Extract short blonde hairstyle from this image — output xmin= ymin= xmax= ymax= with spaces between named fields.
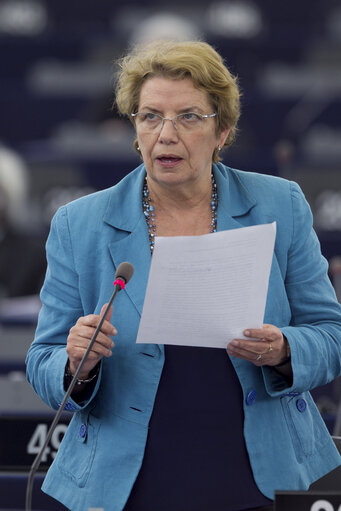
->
xmin=115 ymin=40 xmax=241 ymax=162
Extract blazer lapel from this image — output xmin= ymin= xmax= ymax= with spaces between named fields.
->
xmin=103 ymin=164 xmax=151 ymax=316
xmin=213 ymin=163 xmax=257 ymax=231
xmin=108 ymin=218 xmax=151 ymax=316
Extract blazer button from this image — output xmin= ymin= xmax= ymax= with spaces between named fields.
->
xmin=79 ymin=424 xmax=87 ymax=438
xmin=62 ymin=401 xmax=76 ymax=412
xmin=296 ymin=398 xmax=307 ymax=412
xmin=246 ymin=390 xmax=257 ymax=405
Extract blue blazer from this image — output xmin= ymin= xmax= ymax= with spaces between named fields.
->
xmin=26 ymin=163 xmax=341 ymax=511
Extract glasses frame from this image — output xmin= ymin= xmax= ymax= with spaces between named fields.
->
xmin=130 ymin=111 xmax=217 ymax=132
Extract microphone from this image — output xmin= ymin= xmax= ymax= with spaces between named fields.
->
xmin=25 ymin=262 xmax=134 ymax=511
xmin=114 ymin=261 xmax=134 ymax=289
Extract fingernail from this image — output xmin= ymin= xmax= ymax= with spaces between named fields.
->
xmin=244 ymin=330 xmax=250 ymax=336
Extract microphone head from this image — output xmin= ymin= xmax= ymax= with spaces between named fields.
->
xmin=115 ymin=262 xmax=134 ymax=284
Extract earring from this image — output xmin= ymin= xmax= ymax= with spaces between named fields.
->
xmin=137 ymin=145 xmax=141 ymax=151
xmin=217 ymin=145 xmax=221 ymax=152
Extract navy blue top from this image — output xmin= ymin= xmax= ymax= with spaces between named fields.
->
xmin=124 ymin=346 xmax=272 ymax=511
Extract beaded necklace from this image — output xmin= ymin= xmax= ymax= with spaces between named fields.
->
xmin=142 ymin=174 xmax=218 ymax=253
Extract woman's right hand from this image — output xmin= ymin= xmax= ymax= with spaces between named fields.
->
xmin=66 ymin=303 xmax=117 ymax=379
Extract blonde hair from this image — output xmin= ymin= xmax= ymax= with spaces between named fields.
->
xmin=115 ymin=40 xmax=241 ymax=162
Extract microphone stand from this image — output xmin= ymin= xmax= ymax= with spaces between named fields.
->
xmin=25 ymin=282 xmax=124 ymax=511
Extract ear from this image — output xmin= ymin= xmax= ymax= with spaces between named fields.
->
xmin=218 ymin=127 xmax=231 ymax=148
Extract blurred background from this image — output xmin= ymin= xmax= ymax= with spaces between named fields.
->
xmin=0 ymin=0 xmax=340 ymax=508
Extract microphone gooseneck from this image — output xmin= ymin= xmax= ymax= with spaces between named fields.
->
xmin=25 ymin=262 xmax=134 ymax=511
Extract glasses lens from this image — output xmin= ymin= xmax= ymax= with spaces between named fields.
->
xmin=177 ymin=113 xmax=203 ymax=129
xmin=136 ymin=113 xmax=162 ymax=132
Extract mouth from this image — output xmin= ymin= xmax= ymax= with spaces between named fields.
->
xmin=156 ymin=155 xmax=183 ymax=165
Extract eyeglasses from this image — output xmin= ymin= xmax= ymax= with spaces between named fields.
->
xmin=130 ymin=111 xmax=217 ymax=133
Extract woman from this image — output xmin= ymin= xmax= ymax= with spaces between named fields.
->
xmin=26 ymin=40 xmax=341 ymax=511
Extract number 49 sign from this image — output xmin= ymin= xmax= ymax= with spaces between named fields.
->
xmin=27 ymin=423 xmax=68 ymax=463
xmin=0 ymin=416 xmax=70 ymax=471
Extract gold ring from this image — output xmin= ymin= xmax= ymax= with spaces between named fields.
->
xmin=268 ymin=343 xmax=273 ymax=353
xmin=256 ymin=354 xmax=262 ymax=361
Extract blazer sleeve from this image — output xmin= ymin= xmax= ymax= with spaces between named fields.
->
xmin=26 ymin=206 xmax=101 ymax=411
xmin=263 ymin=180 xmax=341 ymax=396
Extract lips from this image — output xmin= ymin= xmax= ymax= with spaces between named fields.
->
xmin=156 ymin=155 xmax=183 ymax=163
xmin=159 ymin=157 xmax=181 ymax=163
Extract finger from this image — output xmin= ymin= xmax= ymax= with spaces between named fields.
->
xmin=68 ymin=345 xmax=103 ymax=362
xmin=230 ymin=338 xmax=275 ymax=352
xmin=243 ymin=327 xmax=281 ymax=341
xmin=230 ymin=344 xmax=273 ymax=359
xmin=100 ymin=303 xmax=113 ymax=322
xmin=227 ymin=345 xmax=263 ymax=365
xmin=88 ymin=339 xmax=113 ymax=357
xmin=69 ymin=327 xmax=115 ymax=352
xmin=228 ymin=341 xmax=266 ymax=357
xmin=227 ymin=344 xmax=277 ymax=366
xmin=76 ymin=314 xmax=116 ymax=336
xmin=70 ymin=323 xmax=115 ymax=343
xmin=99 ymin=304 xmax=116 ymax=335
xmin=68 ymin=336 xmax=113 ymax=359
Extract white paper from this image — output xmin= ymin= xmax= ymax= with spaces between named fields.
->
xmin=136 ymin=222 xmax=276 ymax=349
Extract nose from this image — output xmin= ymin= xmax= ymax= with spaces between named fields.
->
xmin=158 ymin=118 xmax=179 ymax=144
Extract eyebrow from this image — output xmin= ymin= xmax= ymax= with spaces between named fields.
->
xmin=138 ymin=105 xmax=206 ymax=114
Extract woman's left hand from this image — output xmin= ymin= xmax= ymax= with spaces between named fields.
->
xmin=227 ymin=324 xmax=288 ymax=366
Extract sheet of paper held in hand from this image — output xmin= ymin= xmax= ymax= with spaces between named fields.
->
xmin=136 ymin=222 xmax=276 ymax=349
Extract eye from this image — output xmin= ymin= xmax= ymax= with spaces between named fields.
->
xmin=179 ymin=112 xmax=201 ymax=122
xmin=140 ymin=112 xmax=159 ymax=122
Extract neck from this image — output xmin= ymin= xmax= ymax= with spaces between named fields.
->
xmin=146 ymin=175 xmax=213 ymax=213
xmin=142 ymin=174 xmax=218 ymax=252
